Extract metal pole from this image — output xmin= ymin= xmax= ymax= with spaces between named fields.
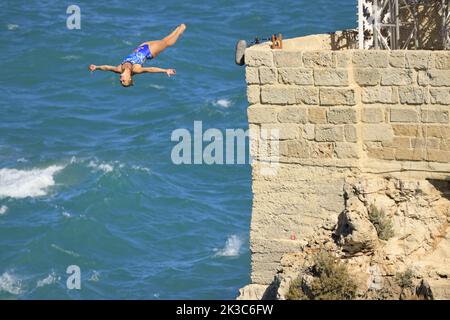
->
xmin=414 ymin=0 xmax=419 ymax=49
xmin=395 ymin=0 xmax=400 ymax=49
xmin=374 ymin=0 xmax=379 ymax=49
xmin=358 ymin=0 xmax=364 ymax=49
xmin=443 ymin=0 xmax=449 ymax=49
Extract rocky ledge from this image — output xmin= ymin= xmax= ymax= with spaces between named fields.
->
xmin=238 ymin=176 xmax=450 ymax=300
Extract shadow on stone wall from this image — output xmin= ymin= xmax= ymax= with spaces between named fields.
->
xmin=429 ymin=178 xmax=450 ymax=200
xmin=329 ymin=30 xmax=358 ymax=50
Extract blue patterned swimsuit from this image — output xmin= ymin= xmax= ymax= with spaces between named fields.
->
xmin=122 ymin=44 xmax=153 ymax=66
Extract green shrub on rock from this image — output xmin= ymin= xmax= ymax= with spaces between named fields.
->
xmin=287 ymin=250 xmax=357 ymax=300
xmin=368 ymin=205 xmax=394 ymax=240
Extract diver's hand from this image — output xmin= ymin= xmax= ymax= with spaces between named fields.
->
xmin=89 ymin=64 xmax=97 ymax=72
xmin=166 ymin=69 xmax=176 ymax=77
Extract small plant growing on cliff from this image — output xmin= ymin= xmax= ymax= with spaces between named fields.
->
xmin=395 ymin=269 xmax=414 ymax=289
xmin=285 ymin=278 xmax=308 ymax=300
xmin=287 ymin=250 xmax=357 ymax=300
xmin=395 ymin=268 xmax=415 ymax=300
xmin=368 ymin=205 xmax=394 ymax=241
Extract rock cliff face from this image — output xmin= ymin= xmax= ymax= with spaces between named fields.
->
xmin=239 ymin=33 xmax=450 ymax=300
xmin=239 ymin=176 xmax=450 ymax=300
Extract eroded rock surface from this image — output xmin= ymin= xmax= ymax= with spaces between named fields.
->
xmin=238 ymin=176 xmax=450 ymax=300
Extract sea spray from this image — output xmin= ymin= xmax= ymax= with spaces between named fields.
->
xmin=0 ymin=165 xmax=64 ymax=199
xmin=216 ymin=235 xmax=243 ymax=257
xmin=0 ymin=272 xmax=22 ymax=295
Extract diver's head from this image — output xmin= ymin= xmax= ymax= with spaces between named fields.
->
xmin=120 ymin=69 xmax=133 ymax=87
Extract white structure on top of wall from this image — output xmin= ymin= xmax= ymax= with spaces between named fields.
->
xmin=358 ymin=0 xmax=450 ymax=50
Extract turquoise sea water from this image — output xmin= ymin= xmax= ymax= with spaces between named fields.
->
xmin=0 ymin=0 xmax=356 ymax=299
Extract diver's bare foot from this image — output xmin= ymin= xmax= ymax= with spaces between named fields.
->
xmin=179 ymin=24 xmax=187 ymax=33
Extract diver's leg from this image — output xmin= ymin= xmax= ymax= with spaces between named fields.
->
xmin=162 ymin=24 xmax=186 ymax=46
xmin=143 ymin=24 xmax=186 ymax=58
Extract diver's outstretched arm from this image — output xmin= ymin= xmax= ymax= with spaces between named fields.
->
xmin=89 ymin=64 xmax=121 ymax=73
xmin=139 ymin=67 xmax=176 ymax=77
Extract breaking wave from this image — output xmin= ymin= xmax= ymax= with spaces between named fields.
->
xmin=0 ymin=165 xmax=64 ymax=199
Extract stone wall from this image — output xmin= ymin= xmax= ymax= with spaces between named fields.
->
xmin=245 ymin=37 xmax=450 ymax=286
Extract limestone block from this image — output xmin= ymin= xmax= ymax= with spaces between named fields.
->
xmin=261 ymin=86 xmax=319 ymax=105
xmin=392 ymin=124 xmax=421 ymax=136
xmin=344 ymin=125 xmax=358 ymax=142
xmin=353 ymin=51 xmax=389 ymax=68
xmin=260 ymin=123 xmax=299 ymax=140
xmin=245 ymin=48 xmax=274 ymax=67
xmin=390 ymin=106 xmax=420 ymax=123
xmin=433 ymin=51 xmax=450 ymax=69
xmin=278 ymin=68 xmax=313 ymax=85
xmin=261 ymin=86 xmax=295 ymax=105
xmin=354 ymin=68 xmax=381 ymax=86
xmin=363 ymin=124 xmax=394 ymax=142
xmin=381 ymin=69 xmax=415 ymax=86
xmin=314 ymin=69 xmax=349 ymax=86
xmin=411 ymin=137 xmax=440 ymax=149
xmin=273 ymin=51 xmax=303 ymax=67
xmin=280 ymin=140 xmax=310 ymax=158
xmin=389 ymin=51 xmax=406 ymax=68
xmin=304 ymin=124 xmax=315 ymax=140
xmin=303 ymin=51 xmax=335 ymax=68
xmin=327 ymin=107 xmax=357 ymax=124
xmin=259 ymin=67 xmax=277 ymax=84
xmin=395 ymin=148 xmax=424 ymax=161
xmin=278 ymin=106 xmax=308 ymax=123
xmin=308 ymin=107 xmax=327 ymax=124
xmin=296 ymin=87 xmax=320 ymax=105
xmin=383 ymin=137 xmax=411 ymax=148
xmin=420 ymin=70 xmax=450 ymax=86
xmin=315 ymin=125 xmax=344 ymax=142
xmin=367 ymin=147 xmax=395 ymax=160
xmin=362 ymin=87 xmax=398 ymax=104
xmin=362 ymin=107 xmax=385 ymax=123
xmin=426 ymin=149 xmax=450 ymax=162
xmin=248 ymin=105 xmax=279 ymax=124
xmin=320 ymin=88 xmax=356 ymax=106
xmin=335 ymin=51 xmax=351 ymax=68
xmin=430 ymin=89 xmax=450 ymax=104
xmin=405 ymin=51 xmax=431 ymax=70
xmin=421 ymin=108 xmax=449 ymax=123
xmin=334 ymin=142 xmax=360 ymax=159
xmin=310 ymin=142 xmax=334 ymax=158
xmin=246 ymin=67 xmax=259 ymax=84
xmin=398 ymin=86 xmax=428 ymax=105
xmin=423 ymin=125 xmax=450 ymax=138
xmin=247 ymin=85 xmax=260 ymax=105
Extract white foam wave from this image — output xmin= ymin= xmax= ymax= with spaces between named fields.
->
xmin=0 ymin=272 xmax=22 ymax=295
xmin=0 ymin=206 xmax=8 ymax=215
xmin=88 ymin=161 xmax=114 ymax=173
xmin=62 ymin=211 xmax=71 ymax=218
xmin=61 ymin=55 xmax=80 ymax=61
xmin=89 ymin=271 xmax=100 ymax=282
xmin=148 ymin=84 xmax=164 ymax=90
xmin=98 ymin=164 xmax=114 ymax=173
xmin=131 ymin=165 xmax=151 ymax=173
xmin=213 ymin=99 xmax=232 ymax=108
xmin=6 ymin=24 xmax=19 ymax=31
xmin=17 ymin=158 xmax=28 ymax=163
xmin=0 ymin=165 xmax=64 ymax=199
xmin=215 ymin=235 xmax=243 ymax=257
xmin=36 ymin=272 xmax=59 ymax=288
xmin=51 ymin=244 xmax=80 ymax=258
